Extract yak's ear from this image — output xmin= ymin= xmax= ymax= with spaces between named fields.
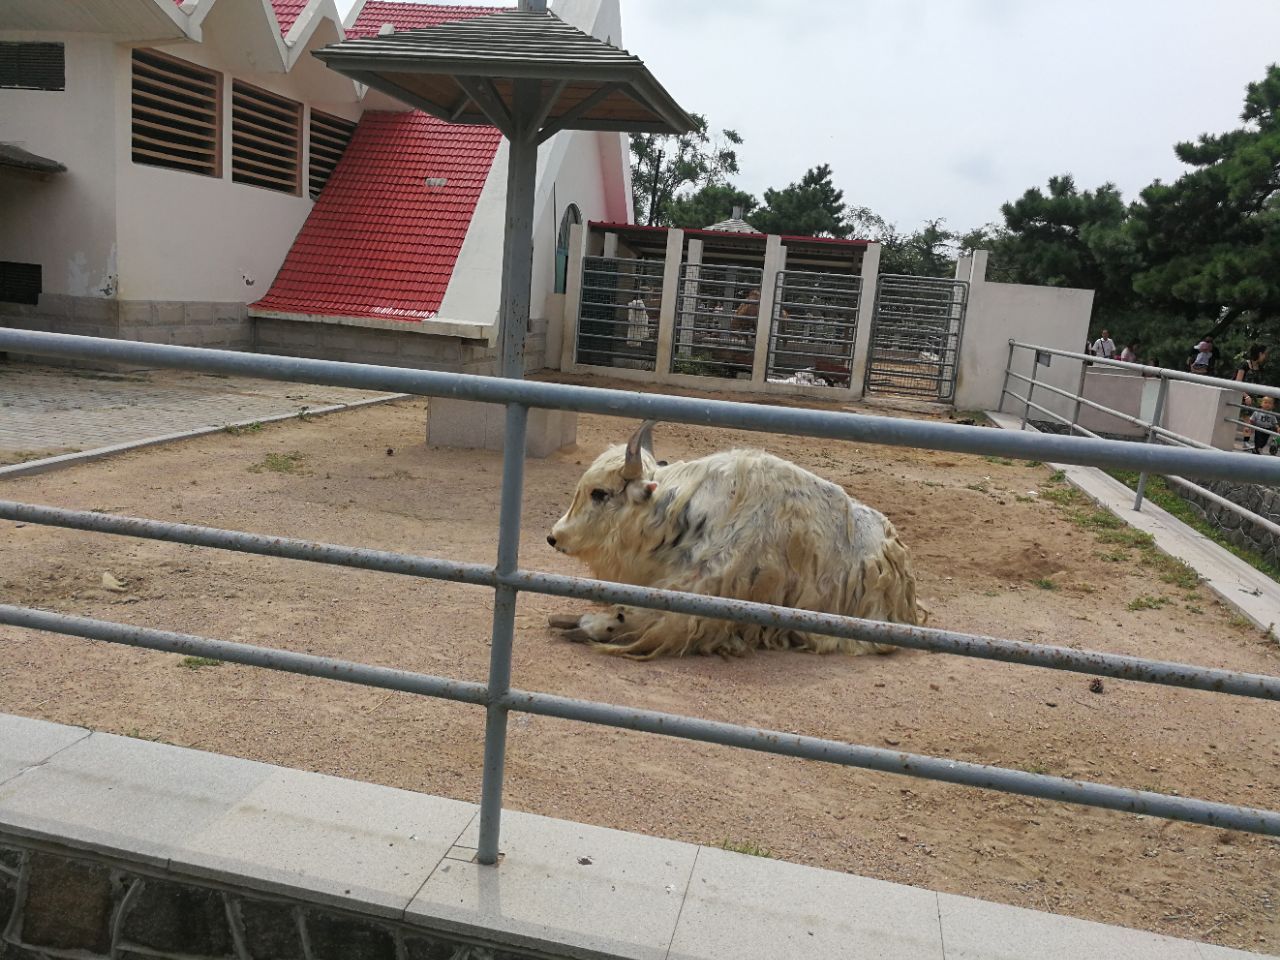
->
xmin=621 ymin=420 xmax=658 ymax=480
xmin=626 ymin=480 xmax=658 ymax=504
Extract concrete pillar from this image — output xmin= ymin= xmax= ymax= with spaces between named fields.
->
xmin=557 ymin=221 xmax=586 ymax=371
xmin=653 ymin=228 xmax=684 ymax=376
xmin=847 ymin=241 xmax=882 ymax=400
xmin=750 ymin=235 xmax=786 ymax=385
xmin=602 ymin=231 xmax=619 ymax=259
xmin=674 ymin=238 xmax=702 ymax=368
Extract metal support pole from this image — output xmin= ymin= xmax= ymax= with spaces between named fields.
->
xmin=496 ymin=91 xmax=540 ymax=380
xmin=1020 ymin=352 xmax=1039 ymax=430
xmin=1134 ymin=375 xmax=1170 ymax=511
xmin=477 ymin=402 xmax=530 ymax=864
xmin=997 ymin=340 xmax=1015 ymax=414
xmin=1070 ymin=356 xmax=1088 ymax=437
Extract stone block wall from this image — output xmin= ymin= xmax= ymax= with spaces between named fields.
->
xmin=0 ymin=840 xmax=556 ymax=960
xmin=1175 ymin=477 xmax=1280 ymax=568
xmin=1 ymin=296 xmax=251 ymax=368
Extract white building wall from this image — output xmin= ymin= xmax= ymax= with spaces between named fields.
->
xmin=955 ymin=255 xmax=1094 ymax=417
xmin=113 ymin=28 xmax=361 ymax=303
xmin=0 ymin=33 xmax=120 ymax=298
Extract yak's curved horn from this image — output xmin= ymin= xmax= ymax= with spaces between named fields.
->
xmin=621 ymin=420 xmax=658 ymax=480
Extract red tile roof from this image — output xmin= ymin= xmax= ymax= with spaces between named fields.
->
xmin=269 ymin=0 xmax=308 ymax=35
xmin=171 ymin=0 xmax=311 ymax=37
xmin=251 ymin=111 xmax=502 ymax=323
xmin=346 ymin=2 xmax=503 ymax=38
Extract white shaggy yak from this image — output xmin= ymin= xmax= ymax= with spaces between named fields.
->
xmin=546 ymin=421 xmax=922 ymax=659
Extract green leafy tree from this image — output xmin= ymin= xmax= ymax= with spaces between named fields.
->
xmin=750 ymin=164 xmax=851 ymax=238
xmin=630 ymin=114 xmax=743 ymax=226
xmin=993 ymin=175 xmax=1139 ymax=318
xmin=1131 ymin=64 xmax=1280 ymax=345
xmin=666 ymin=184 xmax=758 ymax=230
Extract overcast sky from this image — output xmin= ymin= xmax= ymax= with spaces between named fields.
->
xmin=333 ymin=0 xmax=1280 ymax=234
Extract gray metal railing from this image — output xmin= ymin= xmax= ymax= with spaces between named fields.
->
xmin=1000 ymin=342 xmax=1279 ymax=530
xmin=4 ymin=330 xmax=1280 ymax=872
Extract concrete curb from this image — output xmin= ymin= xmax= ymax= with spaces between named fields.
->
xmin=0 ymin=393 xmax=408 ymax=481
xmin=987 ymin=410 xmax=1280 ymax=634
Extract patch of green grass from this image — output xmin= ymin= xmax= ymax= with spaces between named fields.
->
xmin=180 ymin=656 xmax=223 ymax=669
xmin=249 ymin=451 xmax=307 ymax=474
xmin=965 ymin=481 xmax=989 ymax=493
xmin=1108 ymin=472 xmax=1280 ymax=584
xmin=1127 ymin=595 xmax=1170 ymax=612
xmin=1040 ymin=486 xmax=1078 ymax=506
xmin=1227 ymin=613 xmax=1254 ymax=630
xmin=1048 ymin=469 xmax=1067 ymax=483
xmin=223 ymin=421 xmax=264 ymax=436
xmin=1186 ymin=603 xmax=1204 ymax=615
xmin=718 ymin=839 xmax=775 ymax=859
xmin=1033 ymin=577 xmax=1057 ymax=590
xmin=983 ymin=456 xmax=1016 ymax=466
xmin=1019 ymin=762 xmax=1050 ymax=775
xmin=1026 ymin=460 xmax=1043 ymax=468
xmin=1097 ymin=550 xmax=1131 ymax=563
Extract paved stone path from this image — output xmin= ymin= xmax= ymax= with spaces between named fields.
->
xmin=0 ymin=364 xmax=396 ymax=465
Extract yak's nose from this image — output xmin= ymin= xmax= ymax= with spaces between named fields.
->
xmin=546 ymin=535 xmax=557 ymax=547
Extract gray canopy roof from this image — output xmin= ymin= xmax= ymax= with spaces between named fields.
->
xmin=313 ymin=8 xmax=694 ymax=141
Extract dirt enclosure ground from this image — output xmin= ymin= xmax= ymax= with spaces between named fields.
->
xmin=1 ymin=377 xmax=1277 ymax=951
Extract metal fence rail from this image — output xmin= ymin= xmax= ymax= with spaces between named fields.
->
xmin=574 ymin=256 xmax=664 ymax=371
xmin=766 ymin=270 xmax=861 ymax=388
xmin=671 ymin=262 xmax=763 ymax=379
xmin=3 ymin=329 xmax=1280 ymax=869
xmin=999 ymin=342 xmax=1279 ymax=528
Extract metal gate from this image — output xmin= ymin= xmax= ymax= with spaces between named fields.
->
xmin=766 ymin=270 xmax=861 ymax=388
xmin=864 ymin=274 xmax=967 ymax=402
xmin=670 ymin=262 xmax=763 ymax=380
xmin=574 ymin=256 xmax=665 ymax=371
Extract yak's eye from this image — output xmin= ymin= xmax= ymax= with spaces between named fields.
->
xmin=590 ymin=488 xmax=611 ymax=503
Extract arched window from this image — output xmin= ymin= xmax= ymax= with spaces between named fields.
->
xmin=554 ymin=203 xmax=581 ymax=294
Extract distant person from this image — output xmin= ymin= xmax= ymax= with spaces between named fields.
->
xmin=1236 ymin=343 xmax=1270 ymax=429
xmin=1189 ymin=339 xmax=1215 ymax=374
xmin=1248 ymin=395 xmax=1278 ymax=455
xmin=1120 ymin=342 xmax=1139 ymax=363
xmin=1236 ymin=343 xmax=1269 ymax=394
xmin=1091 ymin=329 xmax=1116 ymax=360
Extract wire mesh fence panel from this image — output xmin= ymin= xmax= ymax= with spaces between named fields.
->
xmin=864 ymin=275 xmax=968 ymax=401
xmin=766 ymin=270 xmax=862 ymax=388
xmin=670 ymin=262 xmax=764 ymax=380
xmin=574 ymin=257 xmax=666 ymax=371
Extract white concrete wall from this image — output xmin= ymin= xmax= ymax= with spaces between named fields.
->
xmin=1078 ymin=369 xmax=1147 ymax=437
xmin=1165 ymin=381 xmax=1239 ymax=451
xmin=113 ymin=32 xmax=362 ymax=303
xmin=956 ymin=257 xmax=1094 ymax=417
xmin=0 ymin=33 xmax=120 ymax=298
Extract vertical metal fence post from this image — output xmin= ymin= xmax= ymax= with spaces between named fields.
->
xmin=1070 ymin=356 xmax=1088 ymax=437
xmin=998 ymin=340 xmax=1015 ymax=414
xmin=1020 ymin=350 xmax=1039 ymax=430
xmin=476 ymin=73 xmax=540 ymax=866
xmin=1134 ymin=375 xmax=1169 ymax=512
xmin=477 ymin=401 xmax=529 ymax=865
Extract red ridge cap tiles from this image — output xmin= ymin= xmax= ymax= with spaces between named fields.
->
xmin=251 ymin=111 xmax=502 ymax=323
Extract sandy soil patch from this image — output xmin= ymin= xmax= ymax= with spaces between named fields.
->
xmin=1 ymin=380 xmax=1277 ymax=951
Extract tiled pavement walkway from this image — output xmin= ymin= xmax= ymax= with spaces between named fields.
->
xmin=0 ymin=363 xmax=396 ymax=464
